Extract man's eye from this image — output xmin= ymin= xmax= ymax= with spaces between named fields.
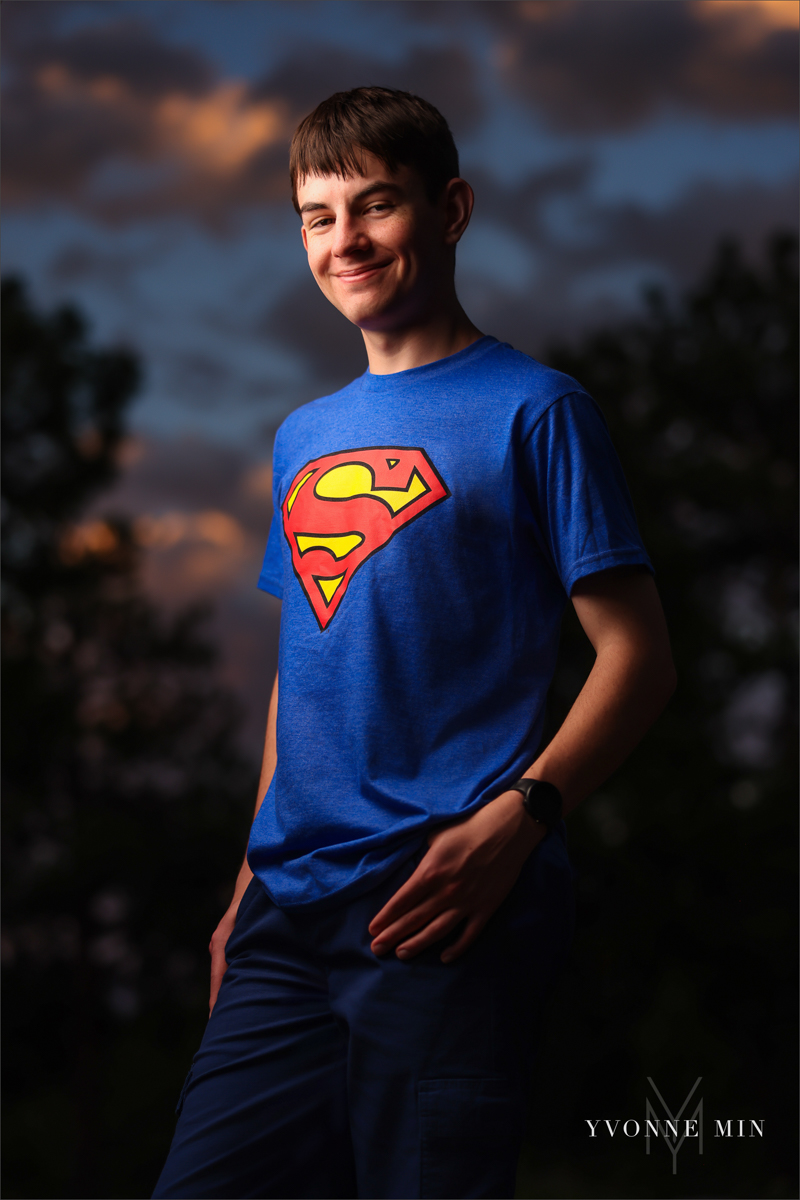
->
xmin=367 ymin=203 xmax=391 ymax=214
xmin=310 ymin=217 xmax=333 ymax=229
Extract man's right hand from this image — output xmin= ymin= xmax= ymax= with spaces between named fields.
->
xmin=208 ymin=903 xmax=239 ymax=1015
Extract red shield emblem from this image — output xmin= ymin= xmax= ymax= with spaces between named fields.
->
xmin=282 ymin=446 xmax=450 ymax=629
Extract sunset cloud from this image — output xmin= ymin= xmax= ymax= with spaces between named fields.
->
xmin=155 ymin=83 xmax=285 ymax=175
xmin=134 ymin=510 xmax=247 ymax=553
xmin=31 ymin=59 xmax=287 ymax=177
xmin=3 ymin=19 xmax=290 ymax=224
xmin=694 ymin=1 xmax=799 ymax=43
xmin=484 ymin=0 xmax=798 ymax=132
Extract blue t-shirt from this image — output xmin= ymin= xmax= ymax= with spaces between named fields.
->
xmin=251 ymin=336 xmax=651 ymax=909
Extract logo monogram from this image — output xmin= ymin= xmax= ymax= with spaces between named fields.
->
xmin=282 ymin=446 xmax=450 ymax=629
xmin=645 ymin=1076 xmax=703 ymax=1174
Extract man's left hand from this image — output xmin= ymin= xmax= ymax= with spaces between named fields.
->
xmin=368 ymin=789 xmax=546 ymax=963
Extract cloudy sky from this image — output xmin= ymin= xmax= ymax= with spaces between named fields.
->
xmin=3 ymin=0 xmax=797 ymax=748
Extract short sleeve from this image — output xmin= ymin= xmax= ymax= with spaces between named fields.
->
xmin=522 ymin=391 xmax=653 ymax=595
xmin=257 ymin=508 xmax=284 ymax=598
xmin=257 ymin=428 xmax=288 ymax=599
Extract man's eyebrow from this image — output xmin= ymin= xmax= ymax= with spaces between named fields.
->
xmin=299 ymin=180 xmax=402 ymax=216
xmin=352 ymin=180 xmax=402 ymax=202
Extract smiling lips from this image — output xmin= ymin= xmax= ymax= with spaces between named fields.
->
xmin=335 ymin=261 xmax=392 ymax=282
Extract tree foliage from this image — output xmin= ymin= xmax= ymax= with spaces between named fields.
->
xmin=519 ymin=234 xmax=798 ymax=1199
xmin=2 ymin=279 xmax=257 ymax=1200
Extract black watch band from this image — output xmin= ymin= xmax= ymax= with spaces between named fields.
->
xmin=510 ymin=778 xmax=563 ymax=832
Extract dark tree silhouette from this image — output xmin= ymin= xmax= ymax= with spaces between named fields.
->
xmin=2 ymin=279 xmax=257 ymax=1199
xmin=518 ymin=235 xmax=798 ymax=1200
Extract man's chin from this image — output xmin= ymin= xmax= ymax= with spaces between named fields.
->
xmin=329 ymin=282 xmax=410 ymax=328
xmin=335 ymin=300 xmax=400 ymax=331
xmin=327 ymin=286 xmax=423 ymax=334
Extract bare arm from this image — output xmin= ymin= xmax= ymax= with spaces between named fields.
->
xmin=532 ymin=567 xmax=677 ymax=814
xmin=208 ymin=670 xmax=279 ymax=1013
xmin=368 ymin=569 xmax=676 ymax=963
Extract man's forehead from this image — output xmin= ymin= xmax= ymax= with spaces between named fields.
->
xmin=296 ymin=161 xmax=414 ymax=209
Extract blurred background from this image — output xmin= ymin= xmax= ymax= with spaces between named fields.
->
xmin=2 ymin=2 xmax=797 ymax=1197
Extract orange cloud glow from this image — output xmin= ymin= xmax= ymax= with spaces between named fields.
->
xmin=130 ymin=510 xmax=255 ymax=600
xmin=155 ymin=84 xmax=286 ymax=174
xmin=34 ymin=62 xmax=286 ymax=178
xmin=59 ymin=520 xmax=119 ymax=564
xmin=134 ymin=510 xmax=246 ymax=551
xmin=694 ymin=0 xmax=799 ymax=46
xmin=520 ymin=0 xmax=800 ymax=33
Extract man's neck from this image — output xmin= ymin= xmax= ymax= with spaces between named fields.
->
xmin=360 ymin=304 xmax=484 ymax=375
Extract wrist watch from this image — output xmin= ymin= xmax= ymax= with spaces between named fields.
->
xmin=510 ymin=778 xmax=563 ymax=833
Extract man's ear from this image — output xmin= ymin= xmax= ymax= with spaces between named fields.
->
xmin=442 ymin=178 xmax=474 ymax=247
xmin=301 ymin=225 xmax=309 ymax=252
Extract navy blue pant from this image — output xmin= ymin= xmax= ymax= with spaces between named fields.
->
xmin=153 ymin=831 xmax=574 ymax=1199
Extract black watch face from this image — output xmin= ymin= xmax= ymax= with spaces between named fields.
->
xmin=524 ymin=780 xmax=562 ymax=824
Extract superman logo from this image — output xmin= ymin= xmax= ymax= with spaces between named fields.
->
xmin=282 ymin=446 xmax=450 ymax=629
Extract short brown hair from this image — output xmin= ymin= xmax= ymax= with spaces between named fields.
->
xmin=289 ymin=87 xmax=459 ymax=214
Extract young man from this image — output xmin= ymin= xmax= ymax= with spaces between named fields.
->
xmin=153 ymin=88 xmax=676 ymax=1200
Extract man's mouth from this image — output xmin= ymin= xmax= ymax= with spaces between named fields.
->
xmin=334 ymin=261 xmax=392 ymax=283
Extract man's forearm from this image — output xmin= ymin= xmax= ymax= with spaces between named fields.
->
xmin=527 ymin=571 xmax=676 ymax=816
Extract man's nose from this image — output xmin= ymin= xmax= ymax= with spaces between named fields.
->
xmin=332 ymin=214 xmax=369 ymax=258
